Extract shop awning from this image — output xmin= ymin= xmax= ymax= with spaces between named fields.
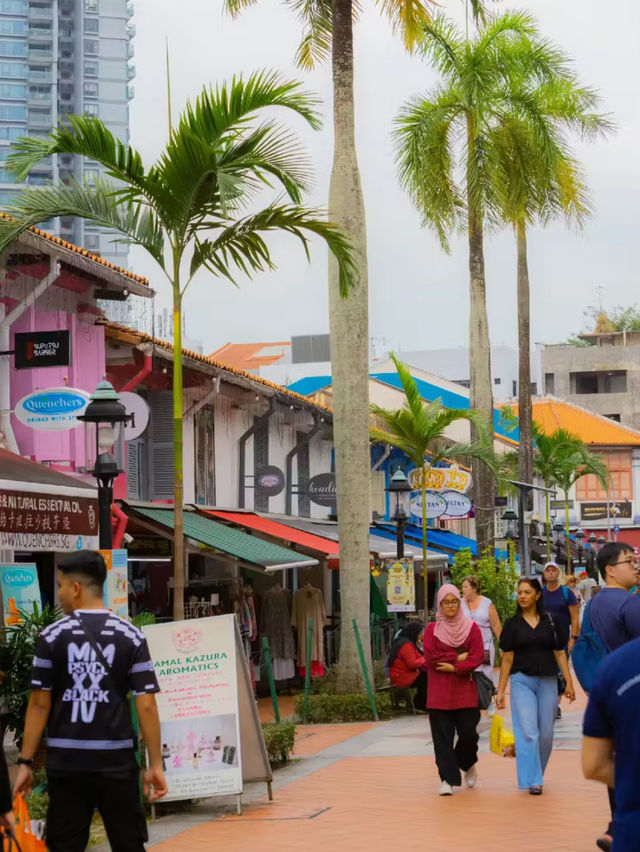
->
xmin=126 ymin=505 xmax=319 ymax=572
xmin=0 ymin=448 xmax=97 ymax=499
xmin=273 ymin=517 xmax=447 ymax=571
xmin=374 ymin=522 xmax=478 ymax=559
xmin=203 ymin=510 xmax=340 ymax=559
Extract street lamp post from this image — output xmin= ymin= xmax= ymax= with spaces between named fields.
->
xmin=575 ymin=528 xmax=585 ymax=570
xmin=587 ymin=533 xmax=598 ymax=580
xmin=386 ymin=468 xmax=412 ymax=559
xmin=553 ymin=521 xmax=564 ymax=564
xmin=78 ymin=380 xmax=133 ymax=550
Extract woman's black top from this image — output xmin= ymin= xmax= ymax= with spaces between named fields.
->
xmin=499 ymin=613 xmax=564 ymax=677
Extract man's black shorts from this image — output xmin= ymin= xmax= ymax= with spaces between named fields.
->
xmin=46 ymin=772 xmax=148 ymax=852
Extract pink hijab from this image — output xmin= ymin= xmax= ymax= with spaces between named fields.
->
xmin=434 ymin=584 xmax=473 ymax=647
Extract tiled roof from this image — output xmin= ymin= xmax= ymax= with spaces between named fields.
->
xmin=514 ymin=397 xmax=640 ymax=447
xmin=209 ymin=341 xmax=290 ymax=372
xmin=104 ymin=322 xmax=332 ymax=414
xmin=0 ymin=211 xmax=148 ymax=286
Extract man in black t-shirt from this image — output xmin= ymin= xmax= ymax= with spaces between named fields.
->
xmin=13 ymin=551 xmax=167 ymax=852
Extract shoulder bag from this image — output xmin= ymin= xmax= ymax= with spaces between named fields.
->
xmin=474 ymin=671 xmax=496 ymax=710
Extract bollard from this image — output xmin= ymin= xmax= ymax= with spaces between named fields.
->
xmin=302 ymin=616 xmax=313 ymax=723
xmin=352 ymin=618 xmax=379 ymax=722
xmin=262 ymin=636 xmax=280 ymax=723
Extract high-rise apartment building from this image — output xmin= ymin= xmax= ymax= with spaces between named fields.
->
xmin=0 ymin=0 xmax=134 ymax=266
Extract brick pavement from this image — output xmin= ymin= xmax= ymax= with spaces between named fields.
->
xmin=148 ymin=689 xmax=609 ymax=852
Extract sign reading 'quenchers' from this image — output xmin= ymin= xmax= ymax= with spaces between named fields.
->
xmin=13 ymin=387 xmax=90 ymax=431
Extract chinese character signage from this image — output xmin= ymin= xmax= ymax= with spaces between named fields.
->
xmin=0 ymin=563 xmax=41 ymax=627
xmin=386 ymin=557 xmax=416 ymax=613
xmin=0 ymin=488 xmax=99 ymax=552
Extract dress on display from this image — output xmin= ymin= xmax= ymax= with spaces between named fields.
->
xmin=262 ymin=585 xmax=296 ymax=681
xmin=291 ymin=584 xmax=327 ymax=675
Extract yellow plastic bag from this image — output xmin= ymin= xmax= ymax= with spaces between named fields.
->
xmin=489 ymin=714 xmax=516 ymax=757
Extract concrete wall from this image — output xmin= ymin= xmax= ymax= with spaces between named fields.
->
xmin=541 ymin=343 xmax=640 ymax=429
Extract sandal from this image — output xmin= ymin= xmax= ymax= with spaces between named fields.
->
xmin=529 ymin=786 xmax=543 ymax=795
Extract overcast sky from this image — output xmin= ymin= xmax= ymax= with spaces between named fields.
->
xmin=128 ymin=0 xmax=639 ymax=356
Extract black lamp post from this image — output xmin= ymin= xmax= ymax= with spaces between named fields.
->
xmin=77 ymin=380 xmax=133 ymax=550
xmin=587 ymin=533 xmax=597 ymax=579
xmin=552 ymin=520 xmax=564 ymax=562
xmin=575 ymin=528 xmax=585 ymax=569
xmin=386 ymin=468 xmax=412 ymax=559
xmin=501 ymin=508 xmax=518 ymax=543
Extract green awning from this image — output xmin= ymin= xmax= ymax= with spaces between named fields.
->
xmin=129 ymin=505 xmax=318 ymax=571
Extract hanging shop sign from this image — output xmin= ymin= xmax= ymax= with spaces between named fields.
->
xmin=0 ymin=488 xmax=99 ymax=552
xmin=580 ymin=501 xmax=632 ymax=522
xmin=14 ymin=330 xmax=71 ymax=370
xmin=119 ymin=392 xmax=150 ymax=442
xmin=408 ymin=463 xmax=472 ymax=494
xmin=143 ymin=614 xmax=271 ymax=806
xmin=127 ymin=536 xmax=172 ymax=558
xmin=0 ymin=563 xmax=41 ymax=627
xmin=307 ymin=473 xmax=337 ymax=507
xmin=100 ymin=549 xmax=128 ymax=619
xmin=385 ymin=557 xmax=416 ymax=612
xmin=411 ymin=490 xmax=473 ymax=521
xmin=255 ymin=466 xmax=285 ymax=497
xmin=13 ymin=387 xmax=90 ymax=431
xmin=550 ymin=500 xmax=572 ymax=510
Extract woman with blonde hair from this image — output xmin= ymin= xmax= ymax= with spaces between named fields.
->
xmin=461 ymin=574 xmax=502 ymax=680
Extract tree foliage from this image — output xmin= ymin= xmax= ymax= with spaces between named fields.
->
xmin=450 ymin=544 xmax=518 ymax=626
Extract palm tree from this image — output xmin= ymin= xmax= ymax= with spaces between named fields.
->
xmin=223 ymin=0 xmax=474 ymax=688
xmin=371 ymin=354 xmax=497 ymax=614
xmin=493 ymin=51 xmax=612 ymax=522
xmin=530 ymin=424 xmax=608 ymax=567
xmin=0 ymin=71 xmax=356 ymax=620
xmin=394 ymin=11 xmax=564 ymax=553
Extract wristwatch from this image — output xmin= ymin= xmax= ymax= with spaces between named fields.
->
xmin=16 ymin=757 xmax=33 ymax=767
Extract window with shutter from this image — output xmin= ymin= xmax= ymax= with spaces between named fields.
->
xmin=297 ymin=433 xmax=311 ymax=517
xmin=253 ymin=417 xmax=269 ymax=511
xmin=126 ymin=441 xmax=140 ymax=499
xmin=149 ymin=391 xmax=175 ymax=501
xmin=194 ymin=407 xmax=215 ymax=505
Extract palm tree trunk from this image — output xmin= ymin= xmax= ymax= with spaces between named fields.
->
xmin=421 ymin=476 xmax=428 ymax=618
xmin=564 ymin=491 xmax=571 ymax=573
xmin=545 ymin=490 xmax=551 ymax=561
xmin=516 ymin=221 xmax=533 ymax=568
xmin=466 ymin=125 xmax=495 ymax=554
xmin=172 ymin=279 xmax=185 ymax=621
xmin=330 ymin=0 xmax=373 ymax=690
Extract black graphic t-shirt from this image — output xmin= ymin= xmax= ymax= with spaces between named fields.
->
xmin=31 ymin=609 xmax=159 ymax=775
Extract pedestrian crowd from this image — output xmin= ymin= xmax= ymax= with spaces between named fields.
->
xmin=387 ymin=542 xmax=640 ymax=852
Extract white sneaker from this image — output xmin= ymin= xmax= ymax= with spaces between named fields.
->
xmin=439 ymin=781 xmax=453 ymax=796
xmin=464 ymin=765 xmax=478 ymax=788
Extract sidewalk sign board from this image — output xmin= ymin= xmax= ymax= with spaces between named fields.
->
xmin=99 ymin=549 xmax=128 ymax=619
xmin=0 ymin=563 xmax=41 ymax=626
xmin=143 ymin=614 xmax=272 ymax=812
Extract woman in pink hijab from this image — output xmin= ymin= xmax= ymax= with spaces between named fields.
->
xmin=422 ymin=583 xmax=485 ymax=796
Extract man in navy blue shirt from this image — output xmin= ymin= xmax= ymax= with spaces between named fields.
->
xmin=542 ymin=561 xmax=579 ymax=721
xmin=587 ymin=541 xmax=640 ymax=852
xmin=583 ymin=635 xmax=640 ymax=852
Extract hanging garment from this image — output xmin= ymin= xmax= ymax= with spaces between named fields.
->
xmin=273 ymin=657 xmax=295 ymax=680
xmin=262 ymin=586 xmax=296 ymax=662
xmin=291 ymin=585 xmax=327 ymax=667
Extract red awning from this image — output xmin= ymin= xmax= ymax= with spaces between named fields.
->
xmin=204 ymin=510 xmax=340 ymax=559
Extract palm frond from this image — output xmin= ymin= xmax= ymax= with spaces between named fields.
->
xmin=0 ymin=178 xmax=166 ymax=266
xmin=290 ymin=0 xmax=333 ymax=70
xmin=376 ymin=0 xmax=433 ymax=52
xmin=187 ymin=204 xmax=356 ymax=296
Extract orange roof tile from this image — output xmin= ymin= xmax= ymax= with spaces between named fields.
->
xmin=104 ymin=322 xmax=331 ymax=414
xmin=0 ymin=211 xmax=149 ymax=286
xmin=208 ymin=341 xmax=290 ymax=372
xmin=512 ymin=397 xmax=640 ymax=447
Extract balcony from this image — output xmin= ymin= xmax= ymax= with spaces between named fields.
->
xmin=27 ymin=111 xmax=52 ymax=128
xmin=126 ymin=84 xmax=134 ymax=101
xmin=126 ymin=63 xmax=136 ymax=81
xmin=28 ymin=48 xmax=52 ymax=61
xmin=28 ymin=69 xmax=51 ymax=81
xmin=28 ymin=28 xmax=52 ymax=42
xmin=28 ymin=93 xmax=51 ymax=106
xmin=29 ymin=7 xmax=53 ymax=21
xmin=126 ymin=1 xmax=134 ymax=19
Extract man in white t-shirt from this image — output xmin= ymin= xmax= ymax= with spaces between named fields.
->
xmin=578 ymin=570 xmax=598 ymax=602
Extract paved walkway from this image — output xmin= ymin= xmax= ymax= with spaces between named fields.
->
xmin=142 ymin=686 xmax=609 ymax=852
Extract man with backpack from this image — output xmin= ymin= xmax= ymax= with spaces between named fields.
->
xmin=577 ymin=542 xmax=640 ymax=852
xmin=12 ymin=551 xmax=167 ymax=851
xmin=541 ymin=561 xmax=580 ymax=719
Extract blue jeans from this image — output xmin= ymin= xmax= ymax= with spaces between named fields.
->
xmin=510 ymin=672 xmax=557 ymax=789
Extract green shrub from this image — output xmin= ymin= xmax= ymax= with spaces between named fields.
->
xmin=261 ymin=720 xmax=296 ymax=766
xmin=450 ymin=544 xmax=518 ymax=626
xmin=294 ymin=692 xmax=392 ymax=723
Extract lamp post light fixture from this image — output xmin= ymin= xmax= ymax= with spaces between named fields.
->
xmin=77 ymin=379 xmax=133 ymax=550
xmin=587 ymin=533 xmax=598 ymax=580
xmin=501 ymin=508 xmax=518 ymax=542
xmin=386 ymin=468 xmax=412 ymax=560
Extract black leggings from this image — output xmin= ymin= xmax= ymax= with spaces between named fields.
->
xmin=429 ymin=707 xmax=481 ymax=786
